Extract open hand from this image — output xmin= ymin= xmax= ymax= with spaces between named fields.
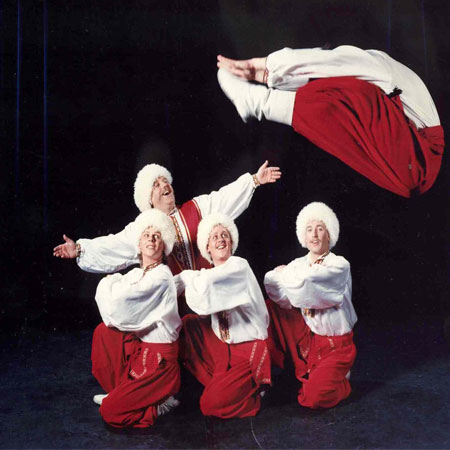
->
xmin=256 ymin=160 xmax=282 ymax=185
xmin=217 ymin=55 xmax=267 ymax=84
xmin=53 ymin=234 xmax=77 ymax=259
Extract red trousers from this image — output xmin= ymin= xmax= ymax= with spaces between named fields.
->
xmin=267 ymin=301 xmax=356 ymax=409
xmin=292 ymin=77 xmax=444 ymax=197
xmin=91 ymin=323 xmax=180 ymax=428
xmin=180 ymin=315 xmax=271 ymax=418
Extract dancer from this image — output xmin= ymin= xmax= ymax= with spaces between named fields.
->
xmin=91 ymin=209 xmax=181 ymax=428
xmin=175 ymin=213 xmax=271 ymax=418
xmin=53 ymin=161 xmax=281 ymax=313
xmin=264 ymin=202 xmax=357 ymax=409
xmin=217 ymin=45 xmax=444 ymax=197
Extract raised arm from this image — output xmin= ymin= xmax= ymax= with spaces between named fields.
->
xmin=194 ymin=161 xmax=281 ymax=219
xmin=218 ymin=46 xmax=390 ymax=92
xmin=265 ymin=46 xmax=390 ymax=91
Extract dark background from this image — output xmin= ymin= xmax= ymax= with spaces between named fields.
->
xmin=2 ymin=0 xmax=449 ymax=337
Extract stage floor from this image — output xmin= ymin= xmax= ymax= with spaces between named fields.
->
xmin=1 ymin=315 xmax=449 ymax=449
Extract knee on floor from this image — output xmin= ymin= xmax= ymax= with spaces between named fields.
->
xmin=298 ymin=383 xmax=347 ymax=409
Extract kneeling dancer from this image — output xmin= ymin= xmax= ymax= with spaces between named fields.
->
xmin=92 ymin=209 xmax=182 ymax=428
xmin=264 ymin=202 xmax=357 ymax=409
xmin=175 ymin=213 xmax=271 ymax=418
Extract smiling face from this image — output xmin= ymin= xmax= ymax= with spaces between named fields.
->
xmin=139 ymin=226 xmax=165 ymax=266
xmin=305 ymin=219 xmax=330 ymax=257
xmin=207 ymin=224 xmax=232 ymax=266
xmin=150 ymin=176 xmax=176 ymax=214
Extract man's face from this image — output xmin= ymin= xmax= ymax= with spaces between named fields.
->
xmin=305 ymin=220 xmax=330 ymax=256
xmin=139 ymin=226 xmax=165 ymax=263
xmin=207 ymin=224 xmax=232 ymax=266
xmin=150 ymin=176 xmax=175 ymax=213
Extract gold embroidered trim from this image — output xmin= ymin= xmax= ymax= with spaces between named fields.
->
xmin=249 ymin=342 xmax=258 ymax=365
xmin=302 ymin=308 xmax=315 ymax=318
xmin=143 ymin=260 xmax=162 ymax=274
xmin=170 ymin=214 xmax=191 ymax=270
xmin=218 ymin=311 xmax=230 ymax=342
xmin=178 ymin=209 xmax=196 ymax=270
xmin=255 ymin=346 xmax=268 ymax=381
xmin=328 ymin=338 xmax=335 ymax=350
xmin=130 ymin=348 xmax=149 ymax=379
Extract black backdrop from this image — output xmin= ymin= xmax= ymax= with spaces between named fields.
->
xmin=2 ymin=0 xmax=449 ymax=334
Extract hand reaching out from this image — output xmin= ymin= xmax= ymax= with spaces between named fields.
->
xmin=217 ymin=55 xmax=268 ymax=84
xmin=53 ymin=234 xmax=77 ymax=259
xmin=256 ymin=160 xmax=282 ymax=185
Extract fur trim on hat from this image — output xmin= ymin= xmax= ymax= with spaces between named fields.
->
xmin=135 ymin=209 xmax=176 ymax=256
xmin=134 ymin=164 xmax=173 ymax=212
xmin=296 ymin=202 xmax=339 ymax=249
xmin=197 ymin=213 xmax=239 ymax=264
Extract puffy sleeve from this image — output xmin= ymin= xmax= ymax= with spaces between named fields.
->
xmin=173 ymin=273 xmax=186 ymax=297
xmin=193 ymin=173 xmax=256 ymax=220
xmin=266 ymin=46 xmax=390 ymax=92
xmin=279 ymin=256 xmax=350 ymax=309
xmin=95 ymin=268 xmax=173 ymax=331
xmin=180 ymin=257 xmax=252 ymax=315
xmin=264 ymin=269 xmax=292 ymax=309
xmin=77 ymin=218 xmax=140 ymax=273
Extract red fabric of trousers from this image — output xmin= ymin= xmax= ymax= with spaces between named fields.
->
xmin=298 ymin=332 xmax=356 ymax=409
xmin=292 ymin=77 xmax=444 ymax=197
xmin=91 ymin=323 xmax=180 ymax=428
xmin=267 ymin=301 xmax=356 ymax=409
xmin=180 ymin=315 xmax=271 ymax=418
xmin=266 ymin=300 xmax=311 ymax=380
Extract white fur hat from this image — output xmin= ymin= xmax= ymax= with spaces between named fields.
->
xmin=135 ymin=209 xmax=176 ymax=256
xmin=134 ymin=164 xmax=173 ymax=212
xmin=296 ymin=202 xmax=339 ymax=249
xmin=197 ymin=213 xmax=239 ymax=264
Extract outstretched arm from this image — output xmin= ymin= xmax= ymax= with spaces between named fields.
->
xmin=53 ymin=219 xmax=140 ymax=273
xmin=194 ymin=161 xmax=281 ymax=219
xmin=217 ymin=55 xmax=267 ymax=84
xmin=53 ymin=235 xmax=77 ymax=259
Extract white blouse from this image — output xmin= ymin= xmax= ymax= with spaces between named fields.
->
xmin=175 ymin=256 xmax=269 ymax=344
xmin=264 ymin=252 xmax=357 ymax=336
xmin=77 ymin=172 xmax=256 ymax=273
xmin=95 ymin=264 xmax=181 ymax=343
xmin=266 ymin=45 xmax=440 ymax=129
